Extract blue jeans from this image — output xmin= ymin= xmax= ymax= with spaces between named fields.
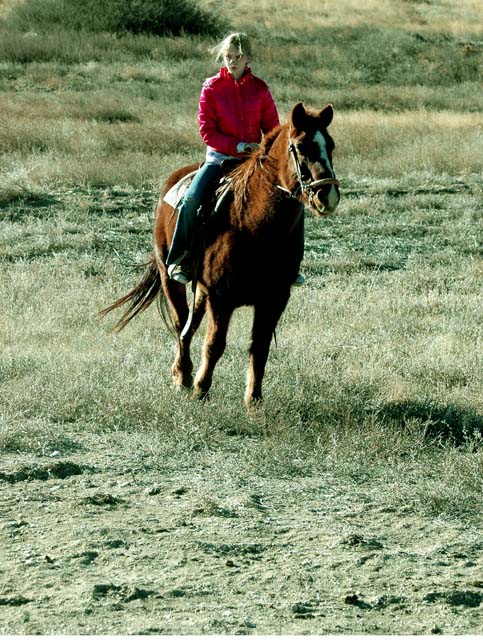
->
xmin=166 ymin=162 xmax=223 ymax=267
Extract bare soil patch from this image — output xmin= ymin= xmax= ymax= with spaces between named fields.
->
xmin=1 ymin=436 xmax=481 ymax=635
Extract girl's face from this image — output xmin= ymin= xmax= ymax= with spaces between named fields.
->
xmin=223 ymin=44 xmax=251 ymax=81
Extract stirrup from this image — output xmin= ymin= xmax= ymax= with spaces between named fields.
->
xmin=168 ymin=264 xmax=191 ymax=285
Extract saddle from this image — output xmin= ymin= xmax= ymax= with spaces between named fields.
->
xmin=163 ymin=159 xmax=240 ymax=216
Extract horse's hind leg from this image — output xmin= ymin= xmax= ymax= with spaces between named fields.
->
xmin=245 ymin=295 xmax=289 ymax=406
xmin=193 ymin=300 xmax=232 ymax=400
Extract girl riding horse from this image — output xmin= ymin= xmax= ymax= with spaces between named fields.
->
xmin=101 ymin=101 xmax=340 ymax=406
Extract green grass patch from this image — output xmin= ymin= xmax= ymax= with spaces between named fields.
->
xmin=2 ymin=0 xmax=226 ymax=36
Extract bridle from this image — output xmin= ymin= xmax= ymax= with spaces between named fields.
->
xmin=277 ymin=139 xmax=339 ymax=208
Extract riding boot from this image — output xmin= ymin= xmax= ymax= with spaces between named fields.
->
xmin=166 ymin=196 xmax=196 ymax=269
xmin=166 ymin=162 xmax=223 ymax=275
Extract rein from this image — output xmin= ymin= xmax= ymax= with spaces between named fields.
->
xmin=279 ymin=140 xmax=339 ymax=206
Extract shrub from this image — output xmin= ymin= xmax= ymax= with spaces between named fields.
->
xmin=4 ymin=0 xmax=226 ymax=37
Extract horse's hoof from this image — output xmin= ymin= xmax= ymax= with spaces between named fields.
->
xmin=245 ymin=395 xmax=263 ymax=410
xmin=173 ymin=385 xmax=191 ymax=397
xmin=172 ymin=362 xmax=193 ymax=384
xmin=192 ymin=387 xmax=210 ymax=402
xmin=173 ymin=378 xmax=192 ymax=393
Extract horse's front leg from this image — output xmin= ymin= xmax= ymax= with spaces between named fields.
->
xmin=162 ymin=273 xmax=206 ymax=390
xmin=173 ymin=288 xmax=207 ymax=390
xmin=193 ymin=301 xmax=233 ymax=400
xmin=245 ymin=296 xmax=289 ymax=406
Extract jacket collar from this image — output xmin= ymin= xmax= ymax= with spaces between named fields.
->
xmin=220 ymin=66 xmax=253 ymax=83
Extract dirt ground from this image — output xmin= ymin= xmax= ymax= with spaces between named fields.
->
xmin=1 ymin=434 xmax=482 ymax=636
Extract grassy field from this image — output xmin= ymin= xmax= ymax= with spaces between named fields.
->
xmin=1 ymin=0 xmax=482 ymax=634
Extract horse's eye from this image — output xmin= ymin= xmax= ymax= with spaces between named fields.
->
xmin=296 ymin=143 xmax=305 ymax=154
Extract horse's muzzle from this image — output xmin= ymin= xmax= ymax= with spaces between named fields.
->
xmin=312 ymin=182 xmax=340 ymax=216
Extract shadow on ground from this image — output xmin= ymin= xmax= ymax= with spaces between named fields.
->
xmin=382 ymin=399 xmax=483 ymax=447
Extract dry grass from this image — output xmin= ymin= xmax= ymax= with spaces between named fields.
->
xmin=0 ymin=0 xmax=480 ymax=192
xmin=1 ymin=0 xmax=482 ymax=517
xmin=0 ymin=0 xmax=18 ymax=15
xmin=333 ymin=110 xmax=483 ymax=178
xmin=1 ymin=104 xmax=481 ymax=189
xmin=226 ymin=0 xmax=483 ymax=36
xmin=3 ymin=0 xmax=483 ymax=35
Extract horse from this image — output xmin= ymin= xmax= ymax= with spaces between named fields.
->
xmin=101 ymin=102 xmax=340 ymax=406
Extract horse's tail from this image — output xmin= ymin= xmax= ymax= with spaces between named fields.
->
xmin=100 ymin=257 xmax=162 ymax=332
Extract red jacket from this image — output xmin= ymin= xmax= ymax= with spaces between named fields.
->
xmin=198 ymin=66 xmax=280 ymax=158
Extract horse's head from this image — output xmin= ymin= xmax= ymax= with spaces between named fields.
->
xmin=288 ymin=102 xmax=340 ymax=216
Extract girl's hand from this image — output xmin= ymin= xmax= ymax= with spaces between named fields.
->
xmin=237 ymin=142 xmax=260 ymax=154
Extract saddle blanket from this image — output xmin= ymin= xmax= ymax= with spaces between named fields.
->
xmin=163 ymin=169 xmax=199 ymax=209
xmin=163 ymin=170 xmax=232 ymax=215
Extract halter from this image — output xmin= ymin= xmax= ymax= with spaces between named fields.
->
xmin=278 ymin=140 xmax=339 ymax=207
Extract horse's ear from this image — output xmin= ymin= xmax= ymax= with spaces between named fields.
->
xmin=290 ymin=102 xmax=307 ymax=132
xmin=318 ymin=104 xmax=334 ymax=129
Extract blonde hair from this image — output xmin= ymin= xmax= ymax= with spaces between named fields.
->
xmin=210 ymin=32 xmax=253 ymax=61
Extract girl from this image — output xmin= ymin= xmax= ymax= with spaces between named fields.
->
xmin=167 ymin=32 xmax=304 ymax=285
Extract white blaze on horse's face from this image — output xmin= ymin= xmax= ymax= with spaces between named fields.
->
xmin=314 ymin=131 xmax=334 ymax=177
xmin=314 ymin=130 xmax=340 ymax=213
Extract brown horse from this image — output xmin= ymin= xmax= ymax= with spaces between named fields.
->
xmin=101 ymin=102 xmax=340 ymax=406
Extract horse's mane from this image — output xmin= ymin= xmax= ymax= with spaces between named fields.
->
xmin=229 ymin=123 xmax=286 ymax=220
